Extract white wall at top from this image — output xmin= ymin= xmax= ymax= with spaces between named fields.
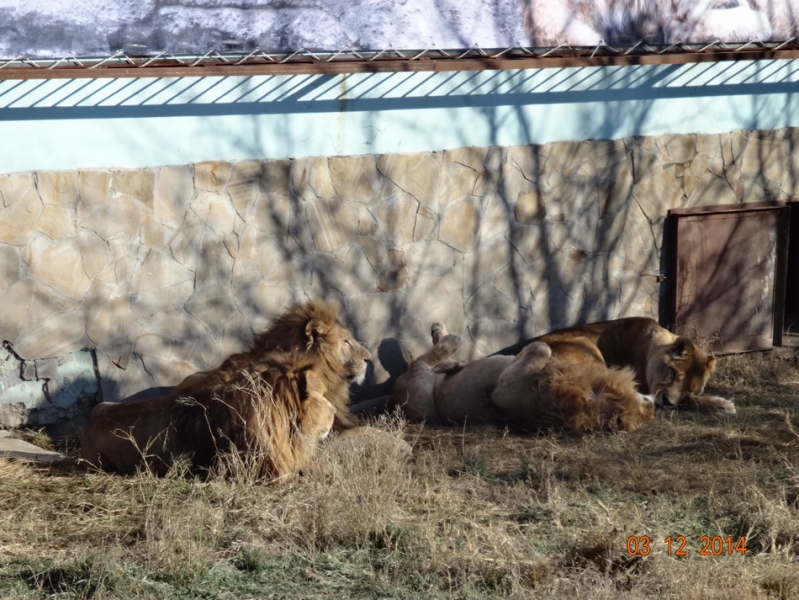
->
xmin=0 ymin=0 xmax=527 ymax=58
xmin=2 ymin=58 xmax=799 ymax=173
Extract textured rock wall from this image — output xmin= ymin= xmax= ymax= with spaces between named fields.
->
xmin=0 ymin=0 xmax=526 ymax=59
xmin=1 ymin=127 xmax=795 ymax=427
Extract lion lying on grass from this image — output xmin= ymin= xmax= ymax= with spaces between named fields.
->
xmin=392 ymin=324 xmax=654 ymax=434
xmin=80 ymin=300 xmax=371 ymax=479
xmin=500 ymin=317 xmax=735 ymax=415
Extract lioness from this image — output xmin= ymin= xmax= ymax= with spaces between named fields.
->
xmin=80 ymin=300 xmax=371 ymax=478
xmin=393 ymin=324 xmax=654 ymax=434
xmin=499 ymin=317 xmax=735 ymax=415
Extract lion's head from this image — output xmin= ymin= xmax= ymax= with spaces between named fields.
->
xmin=646 ymin=337 xmax=716 ymax=408
xmin=249 ymin=300 xmax=371 ymax=428
xmin=531 ymin=361 xmax=655 ymax=433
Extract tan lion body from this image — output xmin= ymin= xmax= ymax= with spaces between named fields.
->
xmin=80 ymin=301 xmax=370 ymax=479
xmin=393 ymin=326 xmax=653 ymax=434
xmin=503 ymin=317 xmax=734 ymax=415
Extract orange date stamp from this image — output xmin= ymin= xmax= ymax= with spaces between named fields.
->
xmin=626 ymin=535 xmax=747 ymax=556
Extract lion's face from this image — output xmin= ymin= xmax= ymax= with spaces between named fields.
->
xmin=648 ymin=338 xmax=716 ymax=407
xmin=337 ymin=326 xmax=371 ymax=385
xmin=304 ymin=315 xmax=371 ymax=385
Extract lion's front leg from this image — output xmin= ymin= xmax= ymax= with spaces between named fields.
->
xmin=679 ymin=393 xmax=737 ymax=415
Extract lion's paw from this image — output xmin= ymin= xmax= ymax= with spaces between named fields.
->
xmin=431 ymin=323 xmax=449 ymax=344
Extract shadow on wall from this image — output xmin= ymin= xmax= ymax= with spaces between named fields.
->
xmin=1 ymin=64 xmax=798 ymax=411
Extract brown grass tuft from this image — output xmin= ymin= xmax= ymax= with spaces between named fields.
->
xmin=1 ymin=351 xmax=798 ymax=598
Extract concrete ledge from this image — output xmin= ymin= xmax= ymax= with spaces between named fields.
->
xmin=0 ymin=430 xmax=67 ymax=464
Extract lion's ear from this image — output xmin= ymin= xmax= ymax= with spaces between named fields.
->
xmin=667 ymin=337 xmax=693 ymax=363
xmin=305 ymin=318 xmax=328 ymax=347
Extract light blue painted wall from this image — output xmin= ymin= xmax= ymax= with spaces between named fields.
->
xmin=2 ymin=58 xmax=799 ymax=173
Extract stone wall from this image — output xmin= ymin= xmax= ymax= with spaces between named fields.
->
xmin=1 ymin=128 xmax=795 ymax=428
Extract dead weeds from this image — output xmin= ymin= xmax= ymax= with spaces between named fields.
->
xmin=1 ymin=351 xmax=799 ymax=598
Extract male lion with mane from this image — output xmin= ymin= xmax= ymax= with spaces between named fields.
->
xmin=392 ymin=324 xmax=654 ymax=434
xmin=80 ymin=300 xmax=371 ymax=479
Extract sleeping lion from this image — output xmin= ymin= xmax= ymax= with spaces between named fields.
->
xmin=392 ymin=324 xmax=654 ymax=434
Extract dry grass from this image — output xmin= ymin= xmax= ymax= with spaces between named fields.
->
xmin=1 ymin=351 xmax=799 ymax=599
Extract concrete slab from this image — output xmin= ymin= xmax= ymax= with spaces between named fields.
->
xmin=0 ymin=430 xmax=67 ymax=464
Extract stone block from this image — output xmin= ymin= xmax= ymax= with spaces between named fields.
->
xmin=77 ymin=230 xmax=113 ymax=280
xmin=472 ymin=167 xmax=497 ymax=198
xmin=377 ymin=151 xmax=441 ymax=207
xmin=0 ymin=380 xmax=47 ymax=411
xmin=0 ymin=184 xmax=43 ymax=245
xmin=507 ymin=145 xmax=546 ymax=181
xmin=348 ymin=291 xmax=405 ymax=349
xmin=598 ymin=164 xmax=633 ymax=217
xmin=255 ymin=231 xmax=310 ymax=285
xmin=194 ymin=161 xmax=232 ymax=194
xmin=377 ymin=248 xmax=407 ymax=292
xmin=358 ymin=206 xmax=380 ymax=236
xmin=305 ymin=197 xmax=358 ymax=252
xmin=439 ymin=198 xmax=480 ymax=253
xmin=375 ymin=192 xmax=418 ymax=246
xmin=413 ymin=204 xmax=437 ymax=242
xmin=193 ymin=229 xmax=235 ymax=288
xmin=329 ymin=155 xmax=381 ymax=204
xmin=137 ymin=249 xmax=194 ymax=295
xmin=37 ymin=171 xmax=79 ymax=205
xmin=112 ymin=169 xmax=155 ymax=210
xmin=467 ymin=317 xmax=523 ymax=359
xmin=153 ymin=165 xmax=194 ymax=229
xmin=191 ymin=191 xmax=238 ymax=238
xmin=291 ymin=156 xmax=336 ymax=201
xmin=250 ymin=191 xmax=292 ymax=240
xmin=631 ymin=165 xmax=683 ymax=219
xmin=0 ymin=245 xmax=21 ymax=290
xmin=443 ymin=146 xmax=486 ymax=173
xmin=740 ymin=135 xmax=787 ymax=180
xmin=499 ymin=161 xmax=536 ymax=205
xmin=463 ymin=236 xmax=514 ymax=292
xmin=591 ymin=139 xmax=629 ymax=170
xmin=227 ymin=160 xmax=262 ymax=218
xmin=514 ymin=188 xmax=545 ymax=224
xmin=140 ymin=211 xmax=171 ymax=250
xmin=507 ymin=223 xmax=543 ymax=264
xmin=131 ymin=279 xmax=195 ymax=323
xmin=438 ymin=160 xmax=479 ymax=209
xmin=0 ymin=173 xmax=35 ymax=207
xmin=26 ymin=236 xmax=92 ymax=301
xmin=78 ymin=170 xmax=112 ymax=207
xmin=245 ymin=281 xmax=296 ymax=333
xmin=685 ymin=171 xmax=738 ymax=207
xmin=14 ymin=310 xmax=87 ymax=360
xmin=330 ymin=244 xmax=378 ymax=297
xmin=169 ymin=209 xmax=204 ymax=271
xmin=695 ymin=133 xmax=722 ymax=159
xmin=0 ymin=280 xmax=35 ymax=344
xmin=37 ymin=205 xmax=76 ymax=240
xmin=79 ymin=193 xmax=142 ymax=241
xmin=87 ymin=294 xmax=137 ymax=364
xmin=260 ymin=160 xmax=292 ymax=196
xmin=660 ymin=134 xmax=696 ymax=164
